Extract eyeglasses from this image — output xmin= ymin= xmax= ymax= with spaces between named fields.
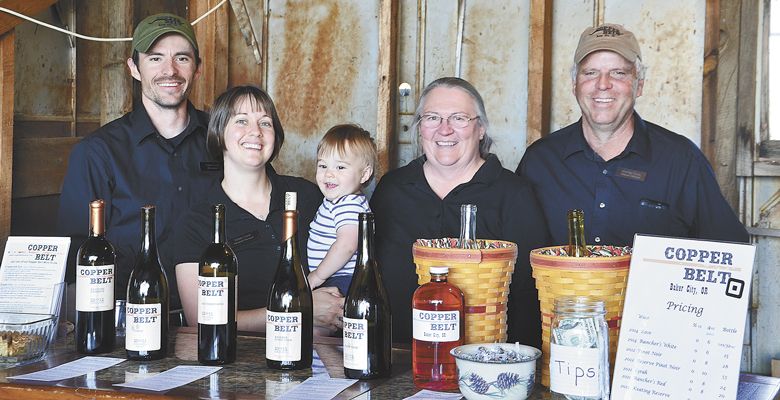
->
xmin=418 ymin=113 xmax=480 ymax=129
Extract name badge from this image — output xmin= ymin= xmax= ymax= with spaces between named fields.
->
xmin=615 ymin=167 xmax=647 ymax=182
xmin=200 ymin=161 xmax=222 ymax=172
xmin=230 ymin=231 xmax=258 ymax=248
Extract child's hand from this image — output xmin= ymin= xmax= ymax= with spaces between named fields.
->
xmin=308 ymin=271 xmax=325 ymax=289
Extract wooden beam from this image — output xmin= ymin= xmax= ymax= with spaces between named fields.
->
xmin=228 ymin=0 xmax=262 ymax=64
xmin=101 ymin=0 xmax=132 ymax=126
xmin=0 ymin=31 xmax=12 ymax=251
xmin=735 ymin=0 xmax=759 ymax=178
xmin=189 ymin=0 xmax=229 ymax=111
xmin=526 ymin=0 xmax=552 ymax=146
xmin=12 ymin=137 xmax=79 ymax=199
xmin=0 ymin=0 xmax=58 ymax=36
xmin=703 ymin=0 xmax=740 ymax=209
xmin=376 ymin=0 xmax=399 ymax=177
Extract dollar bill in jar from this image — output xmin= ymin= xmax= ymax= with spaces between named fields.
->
xmin=549 ymin=297 xmax=610 ymax=400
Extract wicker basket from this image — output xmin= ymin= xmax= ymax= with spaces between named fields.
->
xmin=413 ymin=240 xmax=517 ymax=344
xmin=530 ymin=245 xmax=631 ymax=387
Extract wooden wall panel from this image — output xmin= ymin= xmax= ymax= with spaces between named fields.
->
xmin=0 ymin=0 xmax=57 ymax=36
xmin=0 ymin=31 xmax=13 ymax=251
xmin=526 ymin=0 xmax=552 ymax=147
xmin=189 ymin=0 xmax=230 ymax=112
xmin=12 ymin=138 xmax=78 ymax=199
xmin=227 ymin=0 xmax=264 ymax=87
xmin=101 ymin=0 xmax=132 ymax=125
xmin=375 ymin=0 xmax=398 ymax=177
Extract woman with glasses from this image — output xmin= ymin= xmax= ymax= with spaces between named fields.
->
xmin=370 ymin=77 xmax=551 ymax=347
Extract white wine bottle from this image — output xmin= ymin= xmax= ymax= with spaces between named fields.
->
xmin=343 ymin=212 xmax=392 ymax=379
xmin=266 ymin=192 xmax=313 ymax=370
xmin=126 ymin=205 xmax=169 ymax=361
xmin=198 ymin=204 xmax=238 ymax=365
xmin=75 ymin=199 xmax=116 ymax=354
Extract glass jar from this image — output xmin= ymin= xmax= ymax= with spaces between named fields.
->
xmin=549 ymin=296 xmax=610 ymax=399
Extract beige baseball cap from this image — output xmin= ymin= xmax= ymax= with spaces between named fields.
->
xmin=574 ymin=23 xmax=641 ymax=64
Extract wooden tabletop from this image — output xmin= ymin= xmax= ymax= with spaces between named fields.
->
xmin=0 ymin=327 xmax=541 ymax=399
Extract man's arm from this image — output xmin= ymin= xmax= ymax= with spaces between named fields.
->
xmin=58 ymin=140 xmax=113 ymax=281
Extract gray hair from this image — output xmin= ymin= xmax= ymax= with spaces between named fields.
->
xmin=414 ymin=77 xmax=493 ymax=158
xmin=570 ymin=57 xmax=646 ymax=82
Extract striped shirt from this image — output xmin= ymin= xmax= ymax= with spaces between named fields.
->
xmin=307 ymin=194 xmax=371 ymax=278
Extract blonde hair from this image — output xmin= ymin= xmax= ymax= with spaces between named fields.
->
xmin=317 ymin=124 xmax=379 ymax=183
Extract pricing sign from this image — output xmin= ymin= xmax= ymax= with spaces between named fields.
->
xmin=612 ymin=234 xmax=755 ymax=399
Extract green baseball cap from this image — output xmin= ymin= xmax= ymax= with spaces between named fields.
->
xmin=132 ymin=13 xmax=198 ymax=53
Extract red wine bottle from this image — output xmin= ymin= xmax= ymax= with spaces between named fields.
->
xmin=75 ymin=199 xmax=116 ymax=354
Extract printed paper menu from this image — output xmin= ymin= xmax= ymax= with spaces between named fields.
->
xmin=0 ymin=236 xmax=70 ymax=314
xmin=612 ymin=234 xmax=755 ymax=399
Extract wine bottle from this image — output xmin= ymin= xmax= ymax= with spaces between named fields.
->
xmin=266 ymin=192 xmax=313 ymax=370
xmin=458 ymin=204 xmax=477 ymax=249
xmin=126 ymin=205 xmax=169 ymax=361
xmin=412 ymin=266 xmax=464 ymax=391
xmin=567 ymin=209 xmax=590 ymax=257
xmin=75 ymin=199 xmax=116 ymax=354
xmin=343 ymin=212 xmax=392 ymax=379
xmin=198 ymin=204 xmax=238 ymax=365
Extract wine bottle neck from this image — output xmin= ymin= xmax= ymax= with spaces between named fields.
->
xmin=88 ymin=202 xmax=105 ymax=238
xmin=139 ymin=207 xmax=159 ymax=262
xmin=281 ymin=210 xmax=298 ymax=261
xmin=357 ymin=216 xmax=375 ymax=264
xmin=459 ymin=204 xmax=477 ymax=248
xmin=567 ymin=209 xmax=589 ymax=257
xmin=213 ymin=206 xmax=226 ymax=244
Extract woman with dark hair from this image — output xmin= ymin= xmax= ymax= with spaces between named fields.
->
xmin=174 ymin=85 xmax=343 ymax=333
xmin=370 ymin=77 xmax=551 ymax=347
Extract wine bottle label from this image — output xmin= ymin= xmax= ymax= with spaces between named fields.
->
xmin=412 ymin=309 xmax=460 ymax=342
xmin=75 ymin=264 xmax=114 ymax=312
xmin=266 ymin=311 xmax=302 ymax=361
xmin=549 ymin=342 xmax=601 ymax=396
xmin=125 ymin=303 xmax=162 ymax=351
xmin=342 ymin=317 xmax=368 ymax=370
xmin=198 ymin=276 xmax=229 ymax=325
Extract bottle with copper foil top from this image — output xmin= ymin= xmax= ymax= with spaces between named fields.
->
xmin=567 ymin=209 xmax=590 ymax=257
xmin=126 ymin=205 xmax=170 ymax=361
xmin=412 ymin=266 xmax=464 ymax=391
xmin=198 ymin=203 xmax=238 ymax=365
xmin=459 ymin=204 xmax=478 ymax=249
xmin=266 ymin=192 xmax=313 ymax=370
xmin=75 ymin=199 xmax=116 ymax=354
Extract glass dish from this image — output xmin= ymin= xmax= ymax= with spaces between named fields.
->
xmin=0 ymin=312 xmax=56 ymax=366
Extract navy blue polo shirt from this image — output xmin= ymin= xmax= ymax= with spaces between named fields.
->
xmin=58 ymin=102 xmax=220 ymax=307
xmin=174 ymin=166 xmax=321 ymax=310
xmin=517 ymin=112 xmax=749 ymax=247
xmin=371 ymin=155 xmax=551 ymax=347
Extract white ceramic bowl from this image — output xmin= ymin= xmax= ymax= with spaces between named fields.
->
xmin=450 ymin=343 xmax=541 ymax=400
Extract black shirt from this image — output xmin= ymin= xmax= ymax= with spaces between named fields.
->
xmin=57 ymin=102 xmax=220 ymax=307
xmin=174 ymin=166 xmax=321 ymax=310
xmin=516 ymin=113 xmax=749 ymax=246
xmin=370 ymin=155 xmax=551 ymax=347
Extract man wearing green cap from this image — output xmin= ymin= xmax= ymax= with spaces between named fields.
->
xmin=58 ymin=13 xmax=219 ymax=317
xmin=517 ymin=23 xmax=748 ymax=248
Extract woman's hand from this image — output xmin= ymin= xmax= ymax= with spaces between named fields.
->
xmin=312 ymin=286 xmax=345 ymax=336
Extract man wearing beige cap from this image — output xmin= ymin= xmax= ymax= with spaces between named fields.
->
xmin=516 ymin=23 xmax=748 ymax=247
xmin=58 ymin=13 xmax=219 ymax=317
